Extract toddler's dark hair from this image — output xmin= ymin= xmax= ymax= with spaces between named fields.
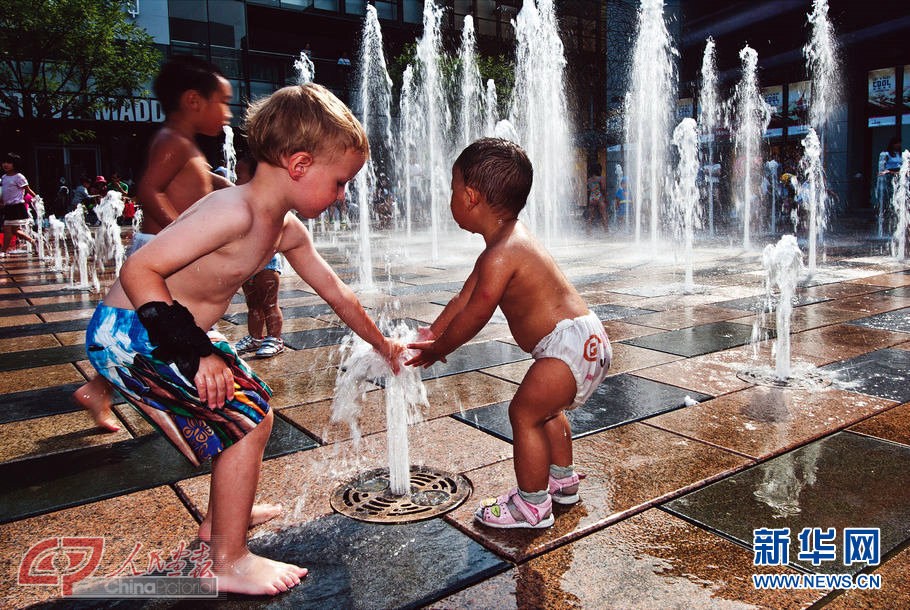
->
xmin=3 ymin=152 xmax=21 ymax=166
xmin=453 ymin=138 xmax=533 ymax=216
xmin=153 ymin=55 xmax=225 ymax=115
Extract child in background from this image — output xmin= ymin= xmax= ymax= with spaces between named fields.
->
xmin=1 ymin=153 xmax=38 ymax=256
xmin=233 ymin=155 xmax=286 ymax=358
xmin=75 ymin=55 xmax=235 ymax=432
xmin=407 ymin=138 xmax=611 ymax=529
xmin=84 ymin=83 xmax=404 ymax=594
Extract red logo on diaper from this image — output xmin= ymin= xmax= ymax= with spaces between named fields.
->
xmin=583 ymin=334 xmax=603 ymax=362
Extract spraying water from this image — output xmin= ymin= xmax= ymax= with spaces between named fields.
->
xmin=698 ymin=38 xmax=720 ymax=237
xmin=727 ymin=46 xmax=771 ymax=250
xmin=804 ymin=0 xmax=841 ymax=136
xmin=222 ymin=125 xmax=237 ymax=183
xmin=798 ymin=129 xmax=827 ymax=272
xmin=766 ymin=160 xmax=780 ymax=233
xmin=892 ymin=150 xmax=910 ymax=260
xmin=331 ymin=323 xmax=428 ymax=495
xmin=671 ymin=118 xmax=701 ymax=292
xmin=351 ymin=5 xmax=394 ymax=290
xmin=457 ymin=16 xmax=485 ymax=151
xmin=47 ymin=214 xmax=68 ymax=271
xmin=64 ymin=204 xmax=98 ymax=291
xmin=624 ymin=0 xmax=677 ymax=246
xmin=294 ymin=51 xmax=315 ymax=84
xmin=93 ymin=191 xmax=126 ymax=277
xmin=509 ymin=0 xmax=572 ymax=246
xmin=762 ymin=235 xmax=806 ymax=380
xmin=483 ymin=79 xmax=499 ymax=137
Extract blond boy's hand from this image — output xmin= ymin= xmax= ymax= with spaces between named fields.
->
xmin=195 ymin=354 xmax=235 ymax=409
xmin=404 ymin=340 xmax=447 ymax=368
xmin=378 ymin=339 xmax=406 ymax=375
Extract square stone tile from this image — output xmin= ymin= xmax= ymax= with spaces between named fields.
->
xmin=479 ymin=360 xmax=533 ymax=383
xmin=608 ymin=343 xmax=683 ymax=375
xmin=0 ymin=486 xmax=199 ymax=609
xmin=418 ymin=341 xmax=529 ymax=381
xmin=0 ymin=364 xmax=85 ymax=394
xmin=177 ymin=417 xmax=513 ymax=528
xmin=436 ymin=508 xmax=824 ymax=609
xmin=663 ymin=432 xmax=910 ymax=574
xmin=647 ymin=385 xmax=897 ymax=460
xmin=846 ymin=272 xmax=910 ymax=288
xmin=0 ymin=382 xmax=89 ymax=424
xmin=790 ymin=324 xmax=909 ymax=363
xmin=453 ymin=374 xmax=712 ymax=443
xmin=0 ymin=314 xmax=42 ymax=328
xmin=445 ymin=424 xmax=750 ymax=562
xmin=624 ymin=305 xmax=756 ymax=330
xmin=824 ymin=292 xmax=910 ymax=316
xmin=882 ymin=285 xmax=910 ymax=298
xmin=247 ymin=345 xmax=341 ymax=377
xmin=590 ymin=303 xmax=658 ymax=322
xmin=621 ymin=321 xmax=768 ymax=358
xmin=40 ymin=309 xmax=95 ymax=323
xmin=0 ymin=318 xmax=90 ymax=339
xmin=849 ymin=402 xmax=910 ymax=447
xmin=266 ymin=367 xmax=343 ymax=409
xmin=715 ymin=292 xmax=830 ymax=313
xmin=822 ymin=348 xmax=910 ymax=403
xmin=0 ymin=411 xmax=131 ymax=463
xmin=846 ymin=307 xmax=910 ymax=334
xmin=0 ymin=344 xmax=86 ymax=372
xmin=601 ymin=319 xmax=664 ymax=342
xmin=802 ymin=281 xmax=884 ymax=300
xmin=282 ymin=326 xmax=351 ymax=350
xmin=824 ymin=539 xmax=910 ymax=609
xmin=0 ymin=334 xmax=61 ymax=353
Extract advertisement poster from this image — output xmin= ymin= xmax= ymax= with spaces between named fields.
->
xmin=763 ymin=85 xmax=784 ymax=137
xmin=787 ymin=80 xmax=810 ymax=134
xmin=903 ymin=66 xmax=910 ymax=113
xmin=868 ymin=68 xmax=896 ymax=115
xmin=676 ymin=97 xmax=694 ymax=120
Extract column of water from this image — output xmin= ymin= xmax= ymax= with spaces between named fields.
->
xmin=510 ymin=0 xmax=572 ymax=246
xmin=728 ymin=46 xmax=771 ymax=250
xmin=800 ymin=129 xmax=824 ymax=271
xmin=892 ymin=151 xmax=910 ymax=260
xmin=762 ymin=235 xmax=805 ymax=380
xmin=295 ymin=50 xmax=317 ymax=236
xmin=624 ymin=0 xmax=676 ymax=247
xmin=398 ymin=66 xmax=417 ymax=238
xmin=457 ymin=16 xmax=485 ymax=151
xmin=698 ymin=38 xmax=720 ymax=237
xmin=672 ymin=118 xmax=700 ymax=293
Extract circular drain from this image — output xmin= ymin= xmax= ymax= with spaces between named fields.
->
xmin=736 ymin=368 xmax=832 ymax=390
xmin=330 ymin=466 xmax=472 ymax=524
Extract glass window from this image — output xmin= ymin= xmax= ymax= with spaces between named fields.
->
xmin=345 ymin=0 xmax=366 ymax=15
xmin=374 ymin=1 xmax=397 ymax=20
xmin=403 ymin=1 xmax=422 ymax=23
xmin=314 ymin=0 xmax=338 ymax=10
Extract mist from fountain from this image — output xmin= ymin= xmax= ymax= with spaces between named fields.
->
xmin=294 ymin=51 xmax=315 ymax=84
xmin=671 ymin=118 xmax=701 ymax=292
xmin=766 ymin=160 xmax=780 ymax=233
xmin=798 ymin=129 xmax=826 ymax=272
xmin=509 ymin=0 xmax=572 ymax=246
xmin=46 ymin=215 xmax=68 ymax=271
xmin=762 ymin=235 xmax=806 ymax=380
xmin=93 ymin=191 xmax=126 ymax=277
xmin=727 ymin=46 xmax=771 ymax=250
xmin=222 ymin=125 xmax=237 ymax=182
xmin=351 ymin=5 xmax=393 ymax=290
xmin=483 ymin=79 xmax=499 ymax=137
xmin=457 ymin=16 xmax=485 ymax=152
xmin=892 ymin=150 xmax=910 ymax=260
xmin=64 ymin=204 xmax=98 ymax=291
xmin=698 ymin=37 xmax=720 ymax=237
xmin=624 ymin=0 xmax=677 ymax=247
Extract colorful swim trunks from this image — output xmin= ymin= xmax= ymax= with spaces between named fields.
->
xmin=531 ymin=311 xmax=612 ymax=409
xmin=86 ymin=303 xmax=272 ymax=466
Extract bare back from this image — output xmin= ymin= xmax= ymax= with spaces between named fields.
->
xmin=479 ymin=222 xmax=588 ymax=352
xmin=138 ymin=127 xmax=225 ymax=234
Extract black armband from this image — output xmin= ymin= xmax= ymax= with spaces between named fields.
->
xmin=137 ymin=301 xmax=214 ymax=379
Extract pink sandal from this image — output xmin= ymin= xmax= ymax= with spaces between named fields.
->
xmin=474 ymin=488 xmax=554 ymax=529
xmin=549 ymin=471 xmax=585 ymax=505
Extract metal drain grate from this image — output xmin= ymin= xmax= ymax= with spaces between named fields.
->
xmin=736 ymin=369 xmax=832 ymax=390
xmin=330 ymin=466 xmax=472 ymax=524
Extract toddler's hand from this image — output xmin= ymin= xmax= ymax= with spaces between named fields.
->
xmin=404 ymin=340 xmax=447 ymax=368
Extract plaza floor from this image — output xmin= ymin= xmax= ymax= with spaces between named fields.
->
xmin=1 ymin=228 xmax=909 ymax=609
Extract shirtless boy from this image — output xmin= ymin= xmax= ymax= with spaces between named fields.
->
xmin=75 ymin=55 xmax=234 ymax=432
xmin=406 ymin=138 xmax=611 ymax=529
xmin=84 ymin=83 xmax=403 ymax=594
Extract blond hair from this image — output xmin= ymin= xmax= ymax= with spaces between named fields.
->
xmin=244 ymin=83 xmax=368 ymax=166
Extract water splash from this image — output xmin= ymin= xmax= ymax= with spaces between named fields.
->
xmin=727 ymin=46 xmax=771 ymax=250
xmin=671 ymin=118 xmax=701 ymax=292
xmin=222 ymin=125 xmax=237 ymax=183
xmin=483 ymin=79 xmax=499 ymax=137
xmin=766 ymin=159 xmax=780 ymax=233
xmin=762 ymin=235 xmax=806 ymax=380
xmin=93 ymin=191 xmax=126 ymax=277
xmin=294 ymin=51 xmax=315 ymax=84
xmin=624 ymin=0 xmax=677 ymax=247
xmin=698 ymin=37 xmax=720 ymax=236
xmin=509 ymin=0 xmax=572 ymax=246
xmin=804 ymin=0 xmax=841 ymax=133
xmin=892 ymin=150 xmax=910 ymax=260
xmin=46 ymin=214 xmax=69 ymax=271
xmin=457 ymin=16 xmax=485 ymax=151
xmin=798 ymin=129 xmax=827 ymax=272
xmin=331 ymin=323 xmax=428 ymax=496
xmin=64 ymin=204 xmax=98 ymax=291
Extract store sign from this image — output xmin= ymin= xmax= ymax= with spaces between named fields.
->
xmin=787 ymin=81 xmax=810 ymax=131
xmin=94 ymin=99 xmax=165 ymax=123
xmin=762 ymin=85 xmax=784 ymax=137
xmin=868 ymin=68 xmax=896 ymax=115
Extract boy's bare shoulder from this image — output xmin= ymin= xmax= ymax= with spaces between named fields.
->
xmin=148 ymin=127 xmax=199 ymax=161
xmin=180 ymin=186 xmax=254 ymax=230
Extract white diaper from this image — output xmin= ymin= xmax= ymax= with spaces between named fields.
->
xmin=531 ymin=311 xmax=611 ymax=409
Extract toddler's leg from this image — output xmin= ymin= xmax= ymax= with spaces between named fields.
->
xmin=242 ymin=277 xmax=266 ymax=340
xmin=73 ymin=376 xmax=120 ymax=432
xmin=208 ymin=409 xmax=307 ymax=595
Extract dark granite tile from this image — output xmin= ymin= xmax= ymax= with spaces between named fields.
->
xmin=883 ymin=286 xmax=910 ymax=298
xmin=714 ymin=292 xmax=829 ymax=313
xmin=621 ymin=321 xmax=771 ymax=357
xmin=420 ymin=341 xmax=529 ymax=381
xmin=590 ymin=303 xmax=658 ymax=321
xmin=385 ymin=280 xmax=464 ymax=296
xmin=846 ymin=307 xmax=910 ymax=334
xmin=0 ymin=298 xmax=101 ymax=317
xmin=569 ymin=272 xmax=618 ymax=287
xmin=822 ymin=348 xmax=910 ymax=403
xmin=0 ymin=382 xmax=126 ymax=424
xmin=0 ymin=344 xmax=87 ymax=371
xmin=282 ymin=326 xmax=351 ymax=350
xmin=222 ymin=302 xmax=333 ymax=325
xmin=0 ymin=317 xmax=91 ymax=339
xmin=452 ymin=374 xmax=712 ymax=442
xmin=0 ymin=413 xmax=316 ymax=523
xmin=663 ymin=432 xmax=910 ymax=575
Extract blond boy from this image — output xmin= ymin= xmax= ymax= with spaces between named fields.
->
xmin=84 ymin=84 xmax=403 ymax=594
xmin=407 ymin=138 xmax=611 ymax=529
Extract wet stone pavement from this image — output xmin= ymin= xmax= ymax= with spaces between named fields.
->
xmin=1 ymin=234 xmax=909 ymax=609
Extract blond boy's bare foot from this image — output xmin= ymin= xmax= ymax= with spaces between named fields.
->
xmin=73 ymin=380 xmax=120 ymax=432
xmin=198 ymin=503 xmax=283 ymax=541
xmin=215 ymin=552 xmax=307 ymax=596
